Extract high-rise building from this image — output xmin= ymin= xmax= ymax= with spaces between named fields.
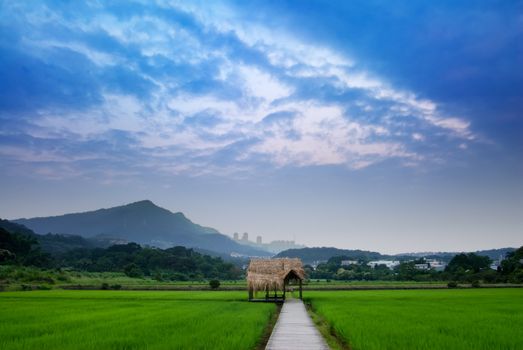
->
xmin=241 ymin=232 xmax=249 ymax=241
xmin=233 ymin=232 xmax=239 ymax=240
xmin=256 ymin=236 xmax=262 ymax=244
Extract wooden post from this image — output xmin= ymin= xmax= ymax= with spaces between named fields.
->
xmin=299 ymin=279 xmax=303 ymax=300
xmin=248 ymin=288 xmax=253 ymax=300
xmin=265 ymin=285 xmax=269 ymax=300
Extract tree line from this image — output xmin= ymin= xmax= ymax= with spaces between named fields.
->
xmin=2 ymin=219 xmax=522 ymax=284
xmin=306 ymin=249 xmax=523 ymax=284
xmin=0 ymin=226 xmax=241 ymax=281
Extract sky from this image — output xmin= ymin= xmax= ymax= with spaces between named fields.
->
xmin=0 ymin=0 xmax=522 ymax=254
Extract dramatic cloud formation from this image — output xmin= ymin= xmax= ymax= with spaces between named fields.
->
xmin=1 ymin=1 xmax=521 ymax=252
xmin=0 ymin=1 xmax=479 ymax=180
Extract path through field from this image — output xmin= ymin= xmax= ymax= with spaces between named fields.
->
xmin=265 ymin=298 xmax=329 ymax=350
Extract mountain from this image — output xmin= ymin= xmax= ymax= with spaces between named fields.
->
xmin=472 ymin=248 xmax=515 ymax=260
xmin=275 ymin=247 xmax=390 ymax=265
xmin=0 ymin=219 xmax=36 ymax=237
xmin=13 ymin=200 xmax=270 ymax=257
xmin=400 ymin=248 xmax=516 ymax=262
xmin=0 ymin=218 xmax=113 ymax=254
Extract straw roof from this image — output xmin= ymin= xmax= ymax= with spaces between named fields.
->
xmin=247 ymin=258 xmax=305 ymax=293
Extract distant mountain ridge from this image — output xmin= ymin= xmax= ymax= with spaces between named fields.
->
xmin=13 ymin=200 xmax=270 ymax=257
xmin=274 ymin=247 xmax=394 ymax=264
xmin=276 ymin=246 xmax=517 ymax=264
xmin=399 ymin=248 xmax=516 ymax=261
xmin=0 ymin=218 xmax=101 ymax=254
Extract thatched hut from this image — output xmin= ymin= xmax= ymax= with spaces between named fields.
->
xmin=247 ymin=258 xmax=305 ymax=301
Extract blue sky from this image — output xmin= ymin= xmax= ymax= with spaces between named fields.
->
xmin=1 ymin=0 xmax=521 ymax=253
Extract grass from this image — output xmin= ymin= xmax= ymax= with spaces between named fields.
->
xmin=306 ymin=289 xmax=523 ymax=350
xmin=0 ymin=266 xmax=249 ymax=291
xmin=0 ymin=290 xmax=276 ymax=350
xmin=3 ymin=266 xmax=519 ymax=291
xmin=303 ymin=280 xmax=449 ymax=290
xmin=306 ymin=302 xmax=349 ymax=350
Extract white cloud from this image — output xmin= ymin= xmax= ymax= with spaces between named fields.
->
xmin=5 ymin=1 xmax=476 ymax=178
xmin=20 ymin=38 xmax=119 ymax=67
xmin=412 ymin=133 xmax=425 ymax=141
xmin=237 ymin=65 xmax=293 ymax=102
xmin=248 ymin=102 xmax=416 ymax=169
xmin=425 ymin=116 xmax=473 ymax=139
xmin=193 ymin=6 xmax=475 ymax=145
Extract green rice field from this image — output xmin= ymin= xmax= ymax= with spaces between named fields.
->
xmin=2 ymin=289 xmax=522 ymax=350
xmin=0 ymin=290 xmax=275 ymax=350
xmin=306 ymin=289 xmax=523 ymax=350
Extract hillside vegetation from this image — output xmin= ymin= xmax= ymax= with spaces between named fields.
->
xmin=1 ymin=222 xmax=242 ymax=288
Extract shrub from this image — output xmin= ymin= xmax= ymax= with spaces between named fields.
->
xmin=482 ymin=270 xmax=499 ymax=283
xmin=513 ymin=271 xmax=523 ymax=283
xmin=124 ymin=263 xmax=143 ymax=278
xmin=153 ymin=272 xmax=163 ymax=281
xmin=170 ymin=272 xmax=189 ymax=281
xmin=36 ymin=285 xmax=52 ymax=290
xmin=447 ymin=281 xmax=458 ymax=288
xmin=111 ymin=284 xmax=122 ymax=290
xmin=209 ymin=279 xmax=220 ymax=289
xmin=56 ymin=274 xmax=70 ymax=282
xmin=35 ymin=276 xmax=55 ymax=284
xmin=101 ymin=282 xmax=110 ymax=290
xmin=471 ymin=280 xmax=481 ymax=288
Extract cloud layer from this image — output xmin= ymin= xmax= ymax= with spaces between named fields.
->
xmin=0 ymin=1 xmax=476 ymax=180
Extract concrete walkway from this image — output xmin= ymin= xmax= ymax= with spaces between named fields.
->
xmin=265 ymin=298 xmax=329 ymax=350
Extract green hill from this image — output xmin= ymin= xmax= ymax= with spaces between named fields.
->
xmin=13 ymin=200 xmax=270 ymax=257
xmin=275 ymin=247 xmax=388 ymax=264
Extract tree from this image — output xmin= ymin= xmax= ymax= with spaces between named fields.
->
xmin=209 ymin=279 xmax=220 ymax=289
xmin=0 ymin=228 xmax=50 ymax=267
xmin=124 ymin=263 xmax=143 ymax=278
xmin=447 ymin=281 xmax=458 ymax=288
xmin=446 ymin=253 xmax=491 ymax=273
xmin=0 ymin=249 xmax=16 ymax=263
xmin=395 ymin=262 xmax=417 ymax=280
xmin=501 ymin=247 xmax=523 ymax=274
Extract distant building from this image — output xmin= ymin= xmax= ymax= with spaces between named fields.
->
xmin=242 ymin=232 xmax=249 ymax=241
xmin=490 ymin=256 xmax=504 ymax=270
xmin=426 ymin=259 xmax=446 ymax=271
xmin=412 ymin=260 xmax=446 ymax=271
xmin=233 ymin=232 xmax=239 ymax=240
xmin=256 ymin=235 xmax=262 ymax=244
xmin=340 ymin=260 xmax=358 ymax=266
xmin=414 ymin=263 xmax=430 ymax=270
xmin=263 ymin=240 xmax=304 ymax=253
xmin=368 ymin=260 xmax=400 ymax=269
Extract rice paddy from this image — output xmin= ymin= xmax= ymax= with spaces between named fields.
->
xmin=306 ymin=288 xmax=523 ymax=350
xmin=2 ymin=288 xmax=522 ymax=349
xmin=0 ymin=290 xmax=276 ymax=350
